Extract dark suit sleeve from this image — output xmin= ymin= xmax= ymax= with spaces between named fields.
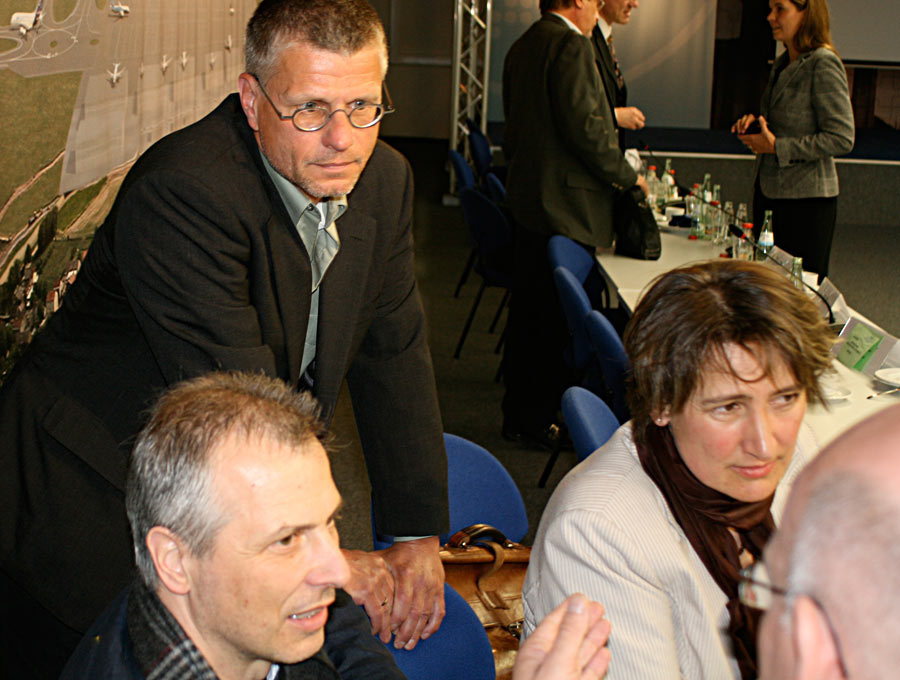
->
xmin=548 ymin=31 xmax=636 ymax=189
xmin=320 ymin=590 xmax=407 ymax=679
xmin=114 ymin=166 xmax=280 ymax=382
xmin=345 ymin=157 xmax=449 ymax=538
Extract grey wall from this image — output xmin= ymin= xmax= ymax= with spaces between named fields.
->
xmin=373 ymin=0 xmax=454 ymax=139
xmin=487 ymin=0 xmax=718 ymax=128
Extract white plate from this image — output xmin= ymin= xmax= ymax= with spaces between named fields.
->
xmin=822 ymin=384 xmax=851 ymax=401
xmin=874 ymin=368 xmax=900 ymax=387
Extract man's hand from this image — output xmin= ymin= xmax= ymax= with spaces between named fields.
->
xmin=342 ymin=549 xmax=397 ymax=643
xmin=382 ymin=536 xmax=445 ymax=650
xmin=513 ymin=594 xmax=611 ymax=680
xmin=737 ymin=115 xmax=776 ymax=154
xmin=635 ymin=174 xmax=649 ymax=197
xmin=615 ymin=106 xmax=646 ymax=130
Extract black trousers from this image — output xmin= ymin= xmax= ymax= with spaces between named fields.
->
xmin=753 ymin=181 xmax=838 ymax=280
xmin=501 ymin=225 xmax=576 ymax=428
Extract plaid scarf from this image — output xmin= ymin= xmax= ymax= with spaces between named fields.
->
xmin=126 ymin=580 xmax=340 ymax=680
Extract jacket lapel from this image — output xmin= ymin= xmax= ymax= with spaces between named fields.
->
xmin=314 ymin=209 xmax=376 ymax=422
xmin=768 ymin=51 xmax=810 ymax=109
xmin=265 ymin=212 xmax=312 ymax=387
xmin=235 ymin=114 xmax=313 ymax=386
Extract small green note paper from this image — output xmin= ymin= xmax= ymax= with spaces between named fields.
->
xmin=838 ymin=322 xmax=884 ymax=371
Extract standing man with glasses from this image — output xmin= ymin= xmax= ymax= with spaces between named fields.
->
xmin=0 ymin=1 xmax=448 ymax=677
xmin=500 ymin=0 xmax=646 ymax=449
xmin=739 ymin=403 xmax=900 ymax=679
xmin=592 ymin=0 xmax=645 ymax=149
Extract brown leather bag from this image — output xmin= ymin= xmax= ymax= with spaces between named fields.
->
xmin=440 ymin=524 xmax=531 ymax=680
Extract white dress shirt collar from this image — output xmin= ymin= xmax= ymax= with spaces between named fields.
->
xmin=597 ymin=15 xmax=613 ymax=41
xmin=549 ymin=11 xmax=583 ymax=35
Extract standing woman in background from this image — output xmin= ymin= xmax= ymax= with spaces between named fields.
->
xmin=733 ymin=0 xmax=854 ymax=280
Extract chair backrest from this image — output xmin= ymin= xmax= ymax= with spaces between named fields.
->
xmin=561 ymin=386 xmax=621 ymax=462
xmin=585 ymin=310 xmax=631 ymax=423
xmin=458 ymin=187 xmax=513 ymax=287
xmin=441 ymin=432 xmax=528 ymax=543
xmin=448 ymin=149 xmax=476 ymax=192
xmin=385 ymin=583 xmax=495 ymax=680
xmin=373 ymin=433 xmax=528 ymax=548
xmin=547 ymin=235 xmax=596 ymax=285
xmin=553 ymin=266 xmax=594 ymax=370
xmin=466 ymin=118 xmax=493 ymax=179
xmin=485 ymin=172 xmax=506 ymax=205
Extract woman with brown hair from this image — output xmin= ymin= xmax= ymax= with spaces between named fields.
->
xmin=733 ymin=0 xmax=854 ymax=281
xmin=522 ymin=260 xmax=834 ymax=678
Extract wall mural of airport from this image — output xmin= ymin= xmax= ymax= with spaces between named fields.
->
xmin=0 ymin=0 xmax=257 ymax=377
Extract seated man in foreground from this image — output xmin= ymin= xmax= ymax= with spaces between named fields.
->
xmin=62 ymin=371 xmax=612 ymax=680
xmin=754 ymin=402 xmax=900 ymax=679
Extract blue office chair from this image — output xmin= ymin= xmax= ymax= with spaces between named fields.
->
xmin=561 ymin=386 xmax=621 ymax=462
xmin=385 ymin=583 xmax=495 ymax=680
xmin=374 ymin=433 xmax=527 ymax=548
xmin=547 ymin=234 xmax=608 ymax=308
xmin=585 ymin=309 xmax=632 ymax=423
xmin=448 ymin=148 xmax=476 ymax=192
xmin=485 ymin=171 xmax=506 ymax=205
xmin=453 ymin=187 xmax=513 ymax=359
xmin=449 ymin=150 xmax=478 ymax=299
xmin=465 ymin=118 xmax=493 ymax=180
xmin=553 ymin=266 xmax=594 ymax=372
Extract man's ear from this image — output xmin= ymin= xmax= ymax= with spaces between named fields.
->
xmin=146 ymin=526 xmax=193 ymax=596
xmin=237 ymin=73 xmax=261 ymax=132
xmin=791 ymin=595 xmax=845 ymax=680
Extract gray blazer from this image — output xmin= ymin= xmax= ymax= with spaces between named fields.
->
xmin=756 ymin=47 xmax=854 ymax=199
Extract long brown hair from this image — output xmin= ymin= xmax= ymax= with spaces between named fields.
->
xmin=788 ymin=0 xmax=835 ymax=54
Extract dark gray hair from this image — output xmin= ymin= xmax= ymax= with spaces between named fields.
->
xmin=126 ymin=371 xmax=328 ymax=587
xmin=787 ymin=473 xmax=900 ymax=678
xmin=246 ymin=0 xmax=388 ymax=84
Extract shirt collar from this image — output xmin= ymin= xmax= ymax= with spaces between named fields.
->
xmin=597 ymin=15 xmax=613 ymax=41
xmin=259 ymin=151 xmax=348 ymax=234
xmin=549 ymin=11 xmax=584 ymax=35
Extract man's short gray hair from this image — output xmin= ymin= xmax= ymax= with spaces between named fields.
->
xmin=787 ymin=473 xmax=900 ymax=678
xmin=246 ymin=0 xmax=388 ymax=84
xmin=126 ymin=371 xmax=328 ymax=588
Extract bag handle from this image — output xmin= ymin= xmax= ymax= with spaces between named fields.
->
xmin=446 ymin=523 xmax=517 ymax=550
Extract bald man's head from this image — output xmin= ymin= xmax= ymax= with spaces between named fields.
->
xmin=758 ymin=404 xmax=900 ymax=680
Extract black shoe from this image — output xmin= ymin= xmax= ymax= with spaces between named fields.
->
xmin=502 ymin=420 xmax=572 ymax=452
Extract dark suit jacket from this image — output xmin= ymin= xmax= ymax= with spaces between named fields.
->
xmin=591 ymin=24 xmax=627 ymax=149
xmin=756 ymin=47 xmax=854 ymax=199
xmin=60 ymin=587 xmax=405 ymax=680
xmin=0 ymin=94 xmax=448 ymax=634
xmin=502 ymin=14 xmax=636 ymax=247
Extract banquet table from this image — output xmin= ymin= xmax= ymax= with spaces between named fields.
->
xmin=595 ymin=231 xmax=900 ymax=447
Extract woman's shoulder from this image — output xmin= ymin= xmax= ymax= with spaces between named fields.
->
xmin=541 ymin=425 xmax=676 ymax=533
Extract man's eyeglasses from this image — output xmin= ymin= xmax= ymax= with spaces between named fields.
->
xmin=739 ymin=562 xmax=848 ymax=676
xmin=250 ymin=74 xmax=395 ymax=132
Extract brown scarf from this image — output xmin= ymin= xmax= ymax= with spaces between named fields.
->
xmin=636 ymin=423 xmax=774 ymax=680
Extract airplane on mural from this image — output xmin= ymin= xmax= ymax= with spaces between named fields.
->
xmin=180 ymin=51 xmax=189 ymax=70
xmin=161 ymin=54 xmax=172 ymax=74
xmin=109 ymin=2 xmax=130 ymax=18
xmin=10 ymin=0 xmax=44 ymax=37
xmin=107 ymin=63 xmax=123 ymax=86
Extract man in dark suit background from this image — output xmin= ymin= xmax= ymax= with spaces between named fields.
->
xmin=500 ymin=0 xmax=646 ymax=447
xmin=0 ymin=1 xmax=448 ymax=677
xmin=592 ymin=0 xmax=645 ymax=149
